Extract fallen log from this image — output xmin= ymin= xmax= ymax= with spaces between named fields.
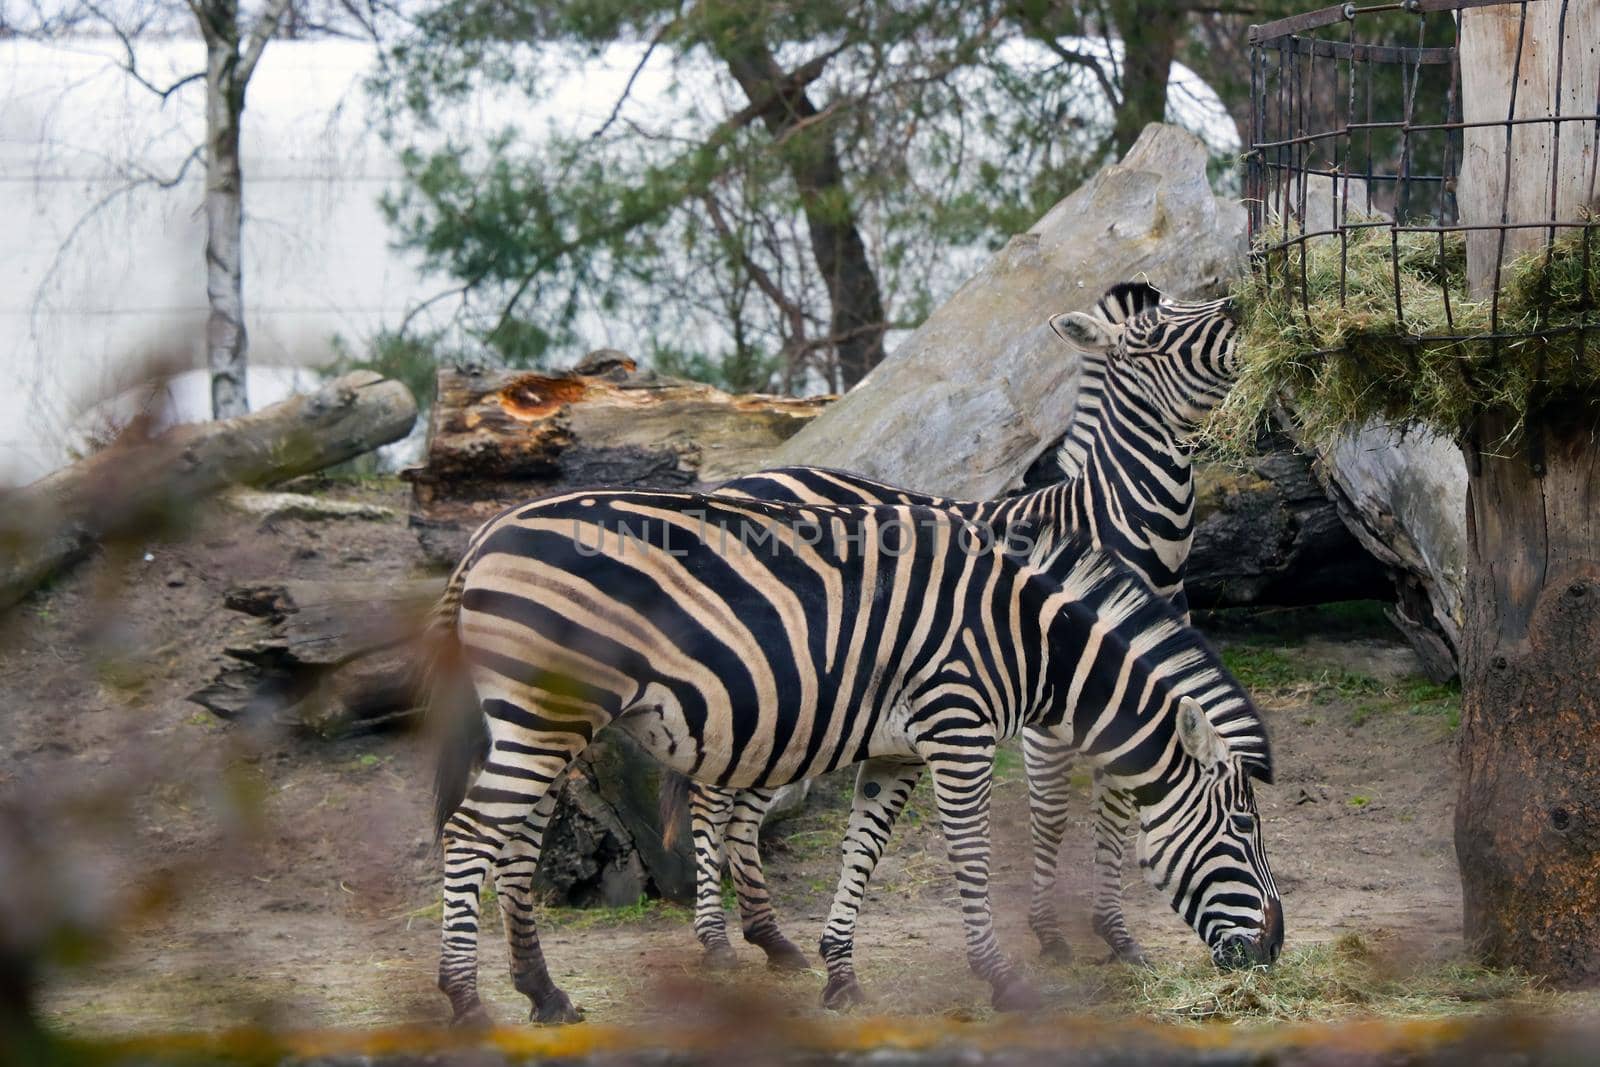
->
xmin=0 ymin=371 xmax=417 ymax=611
xmin=409 ymin=359 xmax=830 ymax=563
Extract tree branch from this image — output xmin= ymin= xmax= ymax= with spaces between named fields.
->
xmin=239 ymin=0 xmax=294 ymax=84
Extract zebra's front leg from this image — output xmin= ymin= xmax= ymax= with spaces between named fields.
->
xmin=686 ymin=784 xmax=739 ymax=968
xmin=921 ymin=735 xmax=1040 ymax=1012
xmin=1021 ymin=728 xmax=1075 ymax=963
xmin=1089 ymin=774 xmax=1148 ymax=965
xmin=726 ymin=788 xmax=809 ymax=970
xmin=817 ymin=759 xmax=923 ymax=1009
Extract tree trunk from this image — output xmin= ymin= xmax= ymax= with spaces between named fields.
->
xmin=202 ymin=2 xmax=249 ymax=419
xmin=1457 ymin=407 xmax=1600 ymax=982
xmin=0 ymin=371 xmax=416 ymax=611
xmin=716 ymin=38 xmax=887 ymax=389
xmin=1109 ymin=0 xmax=1183 ymax=156
xmin=1455 ymin=2 xmax=1600 ymax=983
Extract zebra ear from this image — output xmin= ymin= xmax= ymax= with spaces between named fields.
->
xmin=1049 ymin=312 xmax=1116 ymax=352
xmin=1177 ymin=696 xmax=1229 ymax=768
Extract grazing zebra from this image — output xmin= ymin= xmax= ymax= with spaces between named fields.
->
xmin=428 ymin=492 xmax=1280 ymax=1024
xmin=670 ymin=282 xmax=1242 ymax=972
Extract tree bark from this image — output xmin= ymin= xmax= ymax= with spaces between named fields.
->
xmin=0 ymin=371 xmax=416 ymax=611
xmin=1109 ymin=0 xmax=1183 ymax=157
xmin=194 ymin=0 xmax=290 ymax=419
xmin=715 ymin=35 xmax=887 ymax=389
xmin=199 ymin=1 xmax=249 ymax=419
xmin=1455 ymin=1 xmax=1600 ymax=983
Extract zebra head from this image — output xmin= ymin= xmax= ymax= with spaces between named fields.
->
xmin=1138 ymin=695 xmax=1282 ymax=970
xmin=1049 ymin=284 xmax=1241 ymax=433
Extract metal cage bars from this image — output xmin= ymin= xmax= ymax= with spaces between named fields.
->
xmin=1244 ymin=0 xmax=1599 ymax=356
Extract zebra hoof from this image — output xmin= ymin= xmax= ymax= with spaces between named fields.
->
xmin=991 ymin=977 xmax=1043 ymax=1013
xmin=1113 ymin=945 xmax=1151 ymax=968
xmin=761 ymin=939 xmax=811 ymax=972
xmin=702 ymin=944 xmax=740 ymax=971
xmin=531 ymin=989 xmax=584 ymax=1025
xmin=1037 ymin=939 xmax=1074 ymax=966
xmin=450 ymin=1002 xmax=494 ymax=1029
xmin=820 ymin=975 xmax=867 ymax=1010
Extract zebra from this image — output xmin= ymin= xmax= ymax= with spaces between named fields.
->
xmin=667 ymin=281 xmax=1241 ymax=973
xmin=428 ymin=492 xmax=1280 ymax=1024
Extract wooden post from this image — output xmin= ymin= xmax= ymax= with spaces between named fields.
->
xmin=1454 ymin=0 xmax=1600 ymax=983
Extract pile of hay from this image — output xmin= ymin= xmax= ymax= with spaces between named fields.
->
xmin=1204 ymin=218 xmax=1600 ymax=455
xmin=1102 ymin=933 xmax=1547 ymax=1023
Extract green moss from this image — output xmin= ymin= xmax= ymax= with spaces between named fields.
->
xmin=1207 ymin=220 xmax=1600 ymax=453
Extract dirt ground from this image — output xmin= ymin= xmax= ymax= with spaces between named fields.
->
xmin=0 ymin=479 xmax=1499 ymax=1035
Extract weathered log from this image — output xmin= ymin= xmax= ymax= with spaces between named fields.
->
xmin=535 ymin=731 xmax=694 ymax=907
xmin=409 ymin=359 xmax=830 ymax=562
xmin=0 ymin=371 xmax=417 ymax=611
xmin=191 ymin=573 xmax=701 ymax=898
xmin=1285 ymin=422 xmax=1466 ymax=682
xmin=189 ymin=577 xmax=443 ymax=734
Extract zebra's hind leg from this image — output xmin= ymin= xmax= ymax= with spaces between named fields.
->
xmin=493 ymin=787 xmax=585 ymax=1023
xmin=817 ymin=759 xmax=923 ymax=1009
xmin=921 ymin=734 xmax=1039 ymax=1013
xmin=1021 ymin=729 xmax=1075 ymax=964
xmin=727 ymin=788 xmax=808 ymax=971
xmin=1089 ymin=773 xmax=1148 ymax=966
xmin=687 ymin=784 xmax=739 ymax=969
xmin=438 ymin=713 xmax=587 ymax=1027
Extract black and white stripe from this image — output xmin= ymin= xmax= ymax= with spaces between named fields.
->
xmin=674 ymin=282 xmax=1242 ymax=970
xmin=427 ymin=493 xmax=1279 ymax=1024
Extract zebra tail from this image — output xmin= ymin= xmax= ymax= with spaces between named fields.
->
xmin=424 ymin=557 xmax=489 ymax=842
xmin=658 ymin=769 xmax=692 ymax=851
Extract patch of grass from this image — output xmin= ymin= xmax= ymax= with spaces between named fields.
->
xmin=1102 ymin=933 xmax=1545 ymax=1023
xmin=541 ymin=897 xmax=690 ymax=930
xmin=1222 ymin=647 xmax=1383 ymax=703
xmin=1206 ymin=220 xmax=1600 ymax=455
xmin=992 ymin=744 xmax=1023 ymax=784
xmin=1220 ymin=644 xmax=1461 ymax=731
xmin=1349 ymin=795 xmax=1371 ymax=808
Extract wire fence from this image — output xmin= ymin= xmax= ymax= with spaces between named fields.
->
xmin=1244 ymin=0 xmax=1599 ymax=359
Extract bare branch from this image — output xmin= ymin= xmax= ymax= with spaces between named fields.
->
xmin=590 ymin=21 xmax=675 ymax=142
xmin=239 ymin=0 xmax=295 ymax=84
xmin=83 ymin=2 xmax=204 ymax=102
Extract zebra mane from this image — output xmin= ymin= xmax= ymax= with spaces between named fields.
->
xmin=1014 ymin=528 xmax=1273 ymax=783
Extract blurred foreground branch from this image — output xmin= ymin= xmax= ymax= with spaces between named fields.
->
xmin=0 ymin=371 xmax=417 ymax=612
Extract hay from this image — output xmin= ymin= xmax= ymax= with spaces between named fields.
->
xmin=1102 ymin=933 xmax=1547 ymax=1024
xmin=1204 ymin=219 xmax=1600 ymax=456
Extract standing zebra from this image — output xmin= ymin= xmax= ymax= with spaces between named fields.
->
xmin=429 ymin=493 xmax=1280 ymax=1024
xmin=670 ymin=282 xmax=1241 ymax=973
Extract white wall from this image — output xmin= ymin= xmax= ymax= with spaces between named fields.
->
xmin=1 ymin=37 xmax=437 ymax=484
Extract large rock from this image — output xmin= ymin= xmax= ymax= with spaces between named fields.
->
xmin=765 ymin=123 xmax=1247 ymax=498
